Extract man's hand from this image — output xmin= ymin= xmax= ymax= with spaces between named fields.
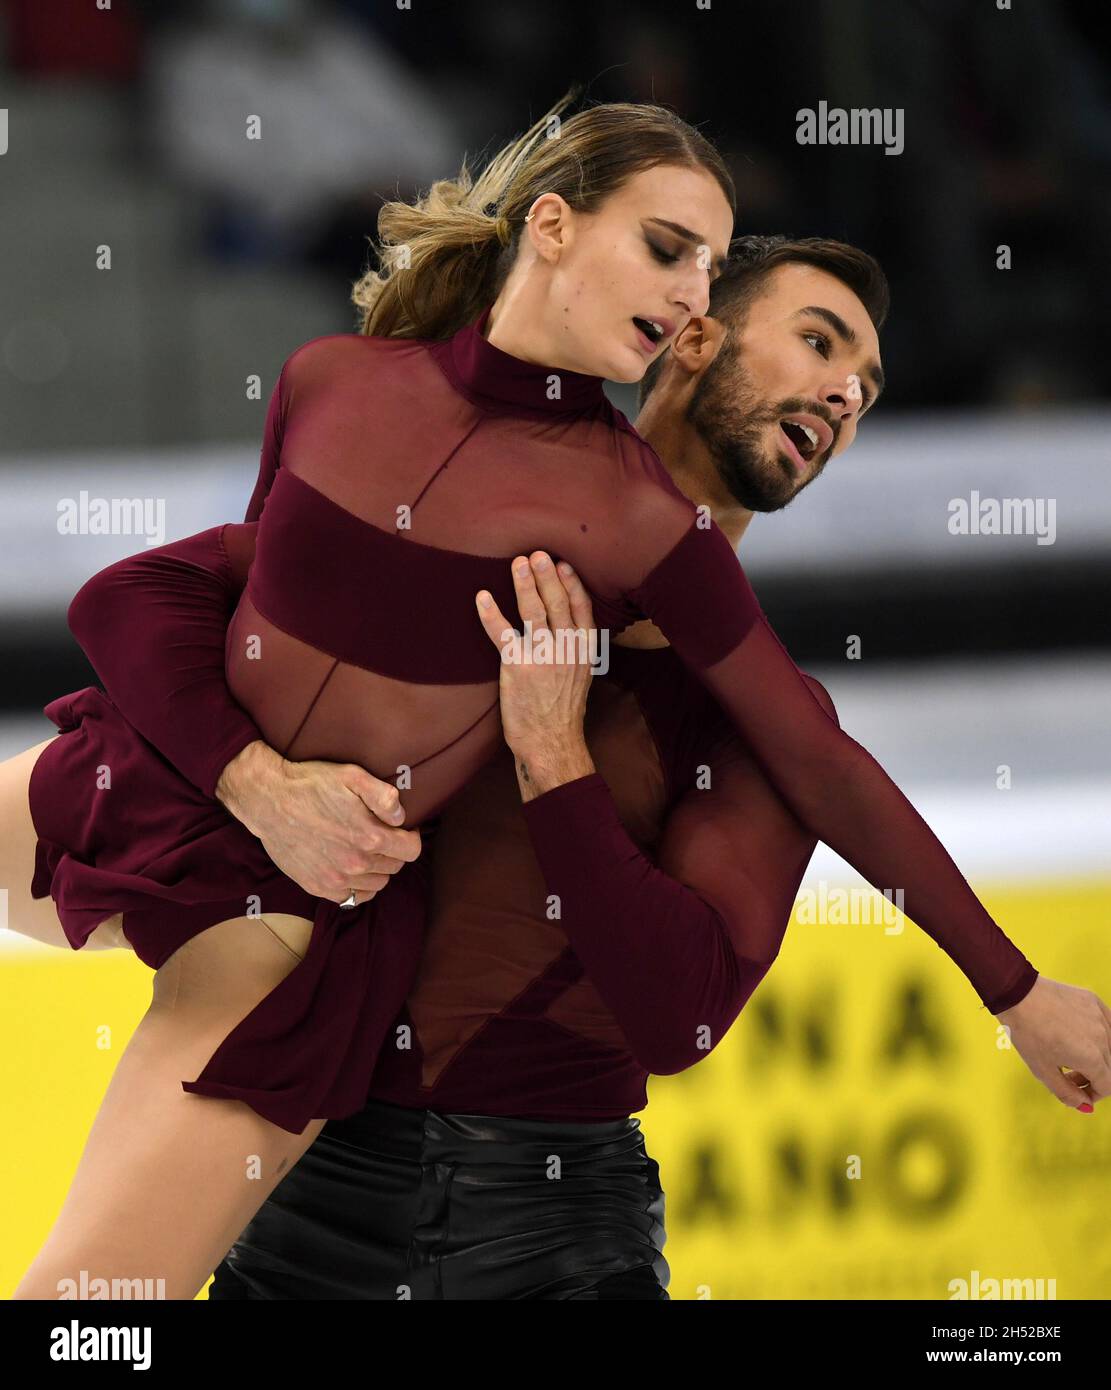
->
xmin=996 ymin=976 xmax=1111 ymax=1112
xmin=475 ymin=551 xmax=597 ymax=802
xmin=215 ymin=740 xmax=422 ymax=907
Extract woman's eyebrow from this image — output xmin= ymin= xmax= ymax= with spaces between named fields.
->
xmin=643 ymin=218 xmax=729 ymax=277
xmin=793 ymin=304 xmax=885 ymax=402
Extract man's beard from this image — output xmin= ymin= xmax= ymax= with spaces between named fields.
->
xmin=686 ymin=345 xmax=833 ymax=513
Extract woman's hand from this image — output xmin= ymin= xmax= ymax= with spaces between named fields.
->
xmin=475 ymin=551 xmax=598 ymax=801
xmin=996 ymin=975 xmax=1111 ymax=1112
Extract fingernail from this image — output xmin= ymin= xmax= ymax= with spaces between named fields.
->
xmin=476 ymin=591 xmax=492 ymax=609
xmin=558 ymin=561 xmax=573 ymax=575
xmin=532 ymin=555 xmax=549 ymax=571
xmin=514 ymin=562 xmax=529 ymax=576
xmin=1078 ymin=1102 xmax=1094 ymax=1113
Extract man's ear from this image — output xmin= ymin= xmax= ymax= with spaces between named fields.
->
xmin=669 ymin=314 xmax=728 ymax=382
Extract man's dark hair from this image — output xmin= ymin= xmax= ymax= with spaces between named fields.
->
xmin=637 ymin=234 xmax=890 ymax=407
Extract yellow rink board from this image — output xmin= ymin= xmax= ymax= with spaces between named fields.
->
xmin=2 ymin=879 xmax=1108 ymax=1301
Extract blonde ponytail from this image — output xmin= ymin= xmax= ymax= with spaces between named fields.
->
xmin=351 ymin=85 xmax=734 ymax=342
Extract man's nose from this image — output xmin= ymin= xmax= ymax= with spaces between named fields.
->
xmin=819 ymin=379 xmax=862 ymax=421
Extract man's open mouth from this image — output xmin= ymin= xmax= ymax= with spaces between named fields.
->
xmin=778 ymin=413 xmax=834 ymax=473
xmin=780 ymin=420 xmax=820 ymax=462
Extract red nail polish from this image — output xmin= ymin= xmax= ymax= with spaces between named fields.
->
xmin=1078 ymin=1102 xmax=1094 ymax=1113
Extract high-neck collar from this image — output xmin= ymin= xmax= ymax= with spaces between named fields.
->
xmin=429 ymin=303 xmax=608 ymax=417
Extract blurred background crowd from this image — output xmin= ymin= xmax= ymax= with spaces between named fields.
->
xmin=4 ymin=0 xmax=1110 ymax=418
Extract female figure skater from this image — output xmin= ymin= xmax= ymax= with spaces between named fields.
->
xmin=6 ymin=94 xmax=1056 ymax=1299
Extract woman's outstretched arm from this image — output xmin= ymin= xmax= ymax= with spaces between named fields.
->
xmin=629 ymin=515 xmax=1040 ymax=1015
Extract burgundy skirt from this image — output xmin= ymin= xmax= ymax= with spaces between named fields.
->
xmin=28 ymin=686 xmax=430 ymax=1135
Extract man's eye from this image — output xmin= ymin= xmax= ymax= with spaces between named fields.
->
xmin=648 ymin=240 xmax=681 ymax=266
xmin=803 ymin=331 xmax=831 ymax=357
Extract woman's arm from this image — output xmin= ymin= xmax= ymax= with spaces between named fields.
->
xmin=65 ymin=361 xmax=420 ymax=900
xmin=65 ymin=357 xmax=290 ymax=795
xmin=243 ymin=359 xmax=289 ymax=524
xmin=628 ymin=515 xmax=1040 ymax=1015
xmin=66 ymin=523 xmax=263 ymax=798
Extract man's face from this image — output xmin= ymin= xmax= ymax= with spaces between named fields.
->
xmin=687 ymin=262 xmax=884 ymax=511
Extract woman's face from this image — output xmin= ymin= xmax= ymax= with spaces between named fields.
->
xmin=528 ymin=163 xmax=735 ymax=384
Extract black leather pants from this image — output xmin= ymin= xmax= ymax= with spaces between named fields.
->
xmin=208 ymin=1099 xmax=670 ymax=1300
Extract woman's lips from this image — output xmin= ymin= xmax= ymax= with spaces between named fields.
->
xmin=633 ymin=323 xmax=658 ymax=355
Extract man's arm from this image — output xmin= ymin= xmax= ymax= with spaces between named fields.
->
xmin=477 ymin=552 xmax=778 ymax=1072
xmin=520 ymin=753 xmax=792 ymax=1075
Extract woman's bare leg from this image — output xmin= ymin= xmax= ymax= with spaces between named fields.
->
xmin=12 ymin=908 xmax=319 ymax=1301
xmin=0 ymin=737 xmax=126 ymax=950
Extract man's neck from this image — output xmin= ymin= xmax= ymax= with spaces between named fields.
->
xmin=615 ymin=406 xmax=754 ymax=650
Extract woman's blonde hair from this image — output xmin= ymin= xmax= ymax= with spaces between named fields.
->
xmin=351 ymin=85 xmax=736 ymax=341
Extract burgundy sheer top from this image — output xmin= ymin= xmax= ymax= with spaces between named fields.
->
xmin=69 ymin=525 xmax=1040 ymax=1118
xmin=59 ymin=303 xmax=1038 ymax=1127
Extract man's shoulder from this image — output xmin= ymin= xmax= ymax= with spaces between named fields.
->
xmin=606 ymin=644 xmax=738 ymax=799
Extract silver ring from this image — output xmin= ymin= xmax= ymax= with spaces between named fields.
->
xmin=338 ymin=891 xmax=358 ymax=909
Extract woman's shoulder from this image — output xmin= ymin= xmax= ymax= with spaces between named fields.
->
xmin=269 ymin=334 xmax=438 ymax=418
xmin=605 ymin=404 xmax=696 ymax=506
xmin=279 ymin=331 xmax=422 ymax=381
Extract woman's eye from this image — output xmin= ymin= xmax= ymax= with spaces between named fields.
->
xmin=803 ymin=331 xmax=831 ymax=358
xmin=648 ymin=240 xmax=681 ymax=266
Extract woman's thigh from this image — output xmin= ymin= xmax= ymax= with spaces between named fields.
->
xmin=0 ymin=737 xmax=125 ymax=950
xmin=12 ymin=908 xmax=320 ymax=1301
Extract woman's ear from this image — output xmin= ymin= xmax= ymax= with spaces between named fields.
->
xmin=524 ymin=192 xmax=572 ymax=265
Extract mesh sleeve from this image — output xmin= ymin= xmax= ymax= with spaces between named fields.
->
xmin=628 ymin=520 xmax=1039 ymax=1015
xmin=521 ymin=768 xmax=785 ymax=1074
xmin=62 ymin=362 xmax=286 ymax=797
xmin=244 ymin=363 xmax=288 ymax=523
xmin=66 ymin=524 xmax=260 ymax=798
